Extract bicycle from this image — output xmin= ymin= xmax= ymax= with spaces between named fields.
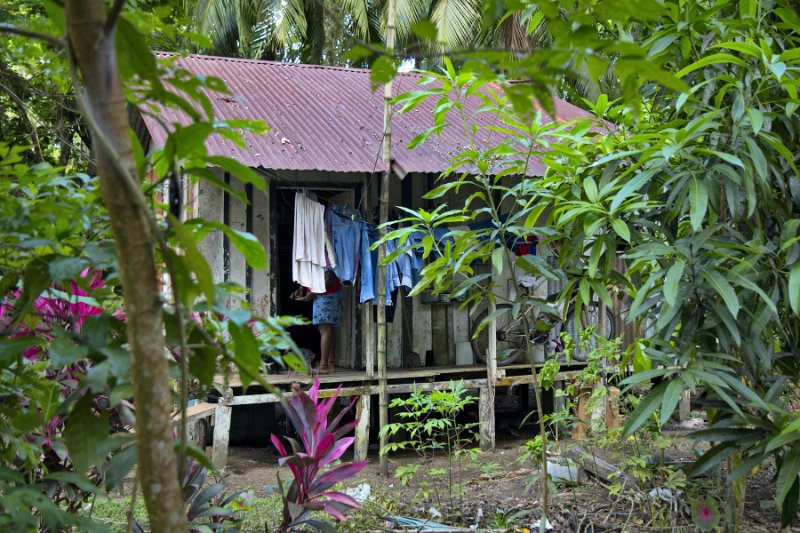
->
xmin=470 ymin=298 xmax=616 ymax=366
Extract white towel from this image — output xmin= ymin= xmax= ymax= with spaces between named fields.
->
xmin=292 ymin=193 xmax=326 ymax=293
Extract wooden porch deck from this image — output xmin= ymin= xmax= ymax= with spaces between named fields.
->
xmin=207 ymin=362 xmax=588 ymax=469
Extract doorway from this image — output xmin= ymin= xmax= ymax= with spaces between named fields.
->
xmin=272 ymin=185 xmax=358 ymax=369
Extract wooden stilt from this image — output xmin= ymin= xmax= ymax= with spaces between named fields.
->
xmin=211 ymin=395 xmax=233 ymax=470
xmin=605 ymin=386 xmax=622 ymax=429
xmin=572 ymin=386 xmax=592 ymax=440
xmin=479 ymin=385 xmax=495 ymax=450
xmin=678 ymin=389 xmax=691 ymax=421
xmin=354 ymin=394 xmax=371 ymax=462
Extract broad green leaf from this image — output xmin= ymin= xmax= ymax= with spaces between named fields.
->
xmin=169 ymin=215 xmax=215 ymax=307
xmin=676 ymin=53 xmax=748 ymax=78
xmin=747 ymin=108 xmax=764 ymax=135
xmin=781 ymin=477 xmax=800 ymax=528
xmin=49 ymin=335 xmax=88 ymax=367
xmin=789 ymin=263 xmax=800 ymax=314
xmin=491 ymin=246 xmax=503 ymax=276
xmin=714 ymin=40 xmax=761 ymax=57
xmin=767 ymin=433 xmax=800 ymax=454
xmin=745 ymin=136 xmax=769 ymax=181
xmin=187 ymin=220 xmax=266 ymax=270
xmin=609 ymin=168 xmax=656 ymax=214
xmin=623 ymin=381 xmax=668 ymax=437
xmin=583 ymin=177 xmax=598 ymax=202
xmin=205 ymin=156 xmax=266 ymax=192
xmin=610 ymin=218 xmax=630 ymax=242
xmin=777 ymin=446 xmax=800 ymax=508
xmin=660 ymin=379 xmax=684 ymax=426
xmin=689 ymin=178 xmax=708 ymax=231
xmin=687 ymin=442 xmax=737 ymax=477
xmin=663 ymin=263 xmax=684 ymax=306
xmin=700 ymin=268 xmax=740 ymax=318
xmin=63 ymin=396 xmax=110 ymax=474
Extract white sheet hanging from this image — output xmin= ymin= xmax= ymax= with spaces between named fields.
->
xmin=292 ymin=192 xmax=327 ymax=293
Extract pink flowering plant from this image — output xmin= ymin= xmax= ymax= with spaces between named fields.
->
xmin=271 ymin=378 xmax=367 ymax=532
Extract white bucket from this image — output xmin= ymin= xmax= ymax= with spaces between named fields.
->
xmin=456 ymin=341 xmax=473 ymax=365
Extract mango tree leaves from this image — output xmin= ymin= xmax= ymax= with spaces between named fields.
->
xmin=63 ymin=396 xmax=110 ymax=475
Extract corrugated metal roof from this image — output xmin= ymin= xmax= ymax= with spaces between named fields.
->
xmin=141 ymin=53 xmax=593 ymax=178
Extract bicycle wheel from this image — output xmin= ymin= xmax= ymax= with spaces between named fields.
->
xmin=471 ymin=304 xmax=531 ymax=366
xmin=563 ymin=302 xmax=616 ymax=361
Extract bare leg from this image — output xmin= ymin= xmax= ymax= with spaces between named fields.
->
xmin=318 ymin=324 xmax=335 ymax=372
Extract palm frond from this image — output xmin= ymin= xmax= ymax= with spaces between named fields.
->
xmin=272 ymin=0 xmax=308 ymax=46
xmin=188 ymin=0 xmax=240 ymax=55
xmin=393 ymin=0 xmax=432 ymax=45
xmin=430 ymin=0 xmax=482 ymax=50
xmin=342 ymin=0 xmax=372 ymax=40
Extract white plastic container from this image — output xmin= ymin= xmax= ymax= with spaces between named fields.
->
xmin=455 ymin=341 xmax=473 ymax=365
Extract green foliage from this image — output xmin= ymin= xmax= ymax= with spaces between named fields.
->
xmin=130 ymin=457 xmax=245 ymax=532
xmin=383 ymin=0 xmax=800 ymax=526
xmin=380 ymin=380 xmax=479 ymax=506
xmin=0 ymin=3 xmax=302 ymax=531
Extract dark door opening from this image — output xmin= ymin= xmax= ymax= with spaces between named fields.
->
xmin=273 ymin=186 xmax=357 ymax=366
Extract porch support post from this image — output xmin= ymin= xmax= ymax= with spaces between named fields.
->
xmin=211 ymin=388 xmax=233 ymax=470
xmin=481 ymin=276 xmax=497 ymax=451
xmin=354 ymin=393 xmax=371 ymax=462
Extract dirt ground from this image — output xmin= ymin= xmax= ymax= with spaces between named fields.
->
xmin=221 ymin=424 xmax=798 ymax=532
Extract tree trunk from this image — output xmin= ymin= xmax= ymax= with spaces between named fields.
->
xmin=302 ymin=0 xmax=326 ymax=64
xmin=64 ymin=1 xmax=188 ymax=531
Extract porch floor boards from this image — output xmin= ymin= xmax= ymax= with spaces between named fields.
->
xmin=208 ymin=361 xmax=588 ymax=469
xmin=216 ymin=362 xmax=539 ymax=389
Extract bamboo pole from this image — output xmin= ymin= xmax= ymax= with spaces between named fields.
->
xmin=377 ymin=0 xmax=396 ymax=477
xmin=364 ymin=173 xmax=374 ymax=378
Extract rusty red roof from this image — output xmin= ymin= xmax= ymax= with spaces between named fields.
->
xmin=140 ymin=54 xmax=594 ymax=178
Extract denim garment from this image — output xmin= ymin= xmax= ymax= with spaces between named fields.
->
xmin=359 ymin=226 xmax=395 ymax=306
xmin=327 ymin=211 xmax=361 ymax=285
xmin=358 ymin=222 xmax=375 ymax=303
xmin=407 ymin=228 xmax=454 ymax=284
xmin=385 ymin=238 xmax=413 ymax=289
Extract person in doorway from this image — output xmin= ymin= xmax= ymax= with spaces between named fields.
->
xmin=290 ymin=270 xmax=343 ymax=374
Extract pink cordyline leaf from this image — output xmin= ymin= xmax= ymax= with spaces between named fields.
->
xmin=322 ymin=491 xmax=361 ymax=508
xmin=321 ymin=502 xmax=348 ymax=521
xmin=272 ymin=435 xmax=304 ymax=483
xmin=328 ymin=395 xmax=357 ymax=434
xmin=318 ymin=436 xmax=355 ymax=468
xmin=270 ymin=434 xmax=288 ymax=457
xmin=311 ymin=461 xmax=368 ymax=495
xmin=309 ymin=377 xmax=320 ymax=403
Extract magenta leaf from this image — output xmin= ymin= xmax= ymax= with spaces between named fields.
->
xmin=272 ymin=380 xmax=366 ymax=527
xmin=318 ymin=436 xmax=355 ymax=468
xmin=270 ymin=434 xmax=288 ymax=457
xmin=322 ymin=491 xmax=361 ymax=508
xmin=311 ymin=461 xmax=368 ymax=495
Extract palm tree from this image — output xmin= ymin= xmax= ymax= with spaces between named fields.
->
xmin=184 ymin=0 xmax=619 ymax=101
xmin=185 ymin=0 xmax=486 ymax=64
xmin=185 ymin=0 xmax=268 ymax=58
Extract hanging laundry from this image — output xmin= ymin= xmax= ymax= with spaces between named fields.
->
xmin=292 ymin=192 xmax=327 ymax=294
xmin=326 ymin=209 xmax=361 ymax=285
xmin=359 ymin=222 xmax=375 ymax=304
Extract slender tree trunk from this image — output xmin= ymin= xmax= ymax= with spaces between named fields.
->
xmin=64 ymin=1 xmax=188 ymax=531
xmin=303 ymin=0 xmax=326 ymax=64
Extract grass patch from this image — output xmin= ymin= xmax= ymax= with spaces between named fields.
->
xmin=87 ymin=495 xmax=148 ymax=531
xmin=85 ymin=483 xmax=395 ymax=532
